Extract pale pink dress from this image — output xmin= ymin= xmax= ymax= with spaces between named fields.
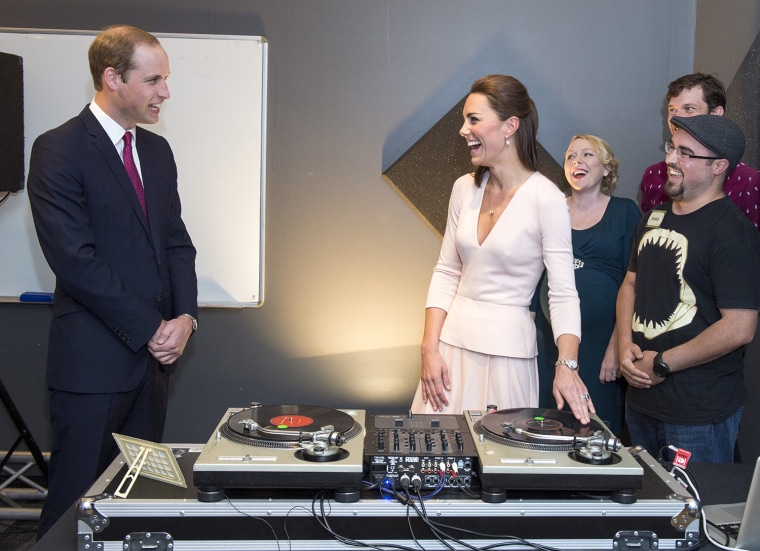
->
xmin=411 ymin=171 xmax=580 ymax=414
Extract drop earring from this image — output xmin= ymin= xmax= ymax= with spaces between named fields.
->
xmin=505 ymin=137 xmax=510 ymax=146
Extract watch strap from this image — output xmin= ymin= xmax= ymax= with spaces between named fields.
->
xmin=555 ymin=358 xmax=579 ymax=371
xmin=653 ymin=352 xmax=670 ymax=377
xmin=180 ymin=313 xmax=198 ymax=332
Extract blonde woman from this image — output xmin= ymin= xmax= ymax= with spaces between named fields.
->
xmin=535 ymin=134 xmax=640 ymax=434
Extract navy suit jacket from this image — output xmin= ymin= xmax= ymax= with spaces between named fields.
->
xmin=28 ymin=106 xmax=197 ymax=394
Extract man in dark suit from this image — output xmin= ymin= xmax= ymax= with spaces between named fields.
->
xmin=27 ymin=25 xmax=198 ymax=538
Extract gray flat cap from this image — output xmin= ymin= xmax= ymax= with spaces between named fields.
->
xmin=670 ymin=115 xmax=745 ymax=171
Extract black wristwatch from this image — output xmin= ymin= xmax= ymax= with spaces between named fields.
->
xmin=653 ymin=352 xmax=671 ymax=378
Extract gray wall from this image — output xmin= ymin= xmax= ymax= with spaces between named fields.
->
xmin=1 ymin=1 xmax=755 ymax=463
xmin=696 ymin=0 xmax=760 ymax=84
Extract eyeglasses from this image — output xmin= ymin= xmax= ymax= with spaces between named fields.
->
xmin=664 ymin=141 xmax=720 ymax=161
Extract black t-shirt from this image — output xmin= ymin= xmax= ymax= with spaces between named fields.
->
xmin=626 ymin=197 xmax=760 ymax=424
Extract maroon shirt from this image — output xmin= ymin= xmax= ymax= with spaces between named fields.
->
xmin=639 ymin=160 xmax=760 ymax=229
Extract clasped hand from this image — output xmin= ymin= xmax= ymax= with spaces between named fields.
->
xmin=148 ymin=317 xmax=193 ymax=365
xmin=618 ymin=344 xmax=662 ymax=389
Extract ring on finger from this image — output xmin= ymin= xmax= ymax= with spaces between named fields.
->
xmin=579 ymin=393 xmax=590 ymax=400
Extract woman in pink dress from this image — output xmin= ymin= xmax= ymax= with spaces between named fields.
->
xmin=411 ymin=75 xmax=592 ymax=425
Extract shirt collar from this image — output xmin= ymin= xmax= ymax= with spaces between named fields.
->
xmin=89 ymin=100 xmax=136 ymax=147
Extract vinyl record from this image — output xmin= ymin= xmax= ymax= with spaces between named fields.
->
xmin=475 ymin=408 xmax=606 ymax=452
xmin=221 ymin=404 xmax=361 ymax=448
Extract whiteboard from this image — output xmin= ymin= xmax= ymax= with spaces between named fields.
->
xmin=0 ymin=29 xmax=267 ymax=307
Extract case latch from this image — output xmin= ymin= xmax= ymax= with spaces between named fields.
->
xmin=613 ymin=530 xmax=659 ymax=550
xmin=123 ymin=532 xmax=174 ymax=550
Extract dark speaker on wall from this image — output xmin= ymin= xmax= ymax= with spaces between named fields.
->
xmin=0 ymin=51 xmax=24 ymax=193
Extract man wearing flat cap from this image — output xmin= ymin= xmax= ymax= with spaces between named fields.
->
xmin=617 ymin=115 xmax=760 ymax=463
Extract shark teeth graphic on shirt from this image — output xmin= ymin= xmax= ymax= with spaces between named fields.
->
xmin=631 ymin=227 xmax=697 ymax=339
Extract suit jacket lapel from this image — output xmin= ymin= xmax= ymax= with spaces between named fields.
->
xmin=135 ymin=129 xmax=155 ymax=222
xmin=79 ymin=107 xmax=151 ymax=234
xmin=136 ymin=131 xmax=161 ymax=251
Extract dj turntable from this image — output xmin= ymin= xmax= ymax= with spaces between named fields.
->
xmin=192 ymin=404 xmax=365 ymax=502
xmin=465 ymin=408 xmax=644 ymax=503
xmin=75 ymin=406 xmax=699 ymax=550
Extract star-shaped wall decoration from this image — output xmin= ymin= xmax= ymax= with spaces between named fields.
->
xmin=383 ymin=97 xmax=566 ymax=237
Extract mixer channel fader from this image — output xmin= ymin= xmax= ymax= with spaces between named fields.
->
xmin=363 ymin=413 xmax=479 ymax=490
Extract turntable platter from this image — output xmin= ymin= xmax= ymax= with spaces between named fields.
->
xmin=476 ymin=408 xmax=608 ymax=452
xmin=221 ymin=404 xmax=362 ymax=448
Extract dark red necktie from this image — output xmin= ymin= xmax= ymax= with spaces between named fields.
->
xmin=122 ymin=131 xmax=147 ymax=217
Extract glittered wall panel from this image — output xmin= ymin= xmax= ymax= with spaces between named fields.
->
xmin=727 ymin=30 xmax=760 ymax=169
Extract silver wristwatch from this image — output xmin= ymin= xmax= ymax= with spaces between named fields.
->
xmin=180 ymin=313 xmax=198 ymax=333
xmin=555 ymin=358 xmax=579 ymax=371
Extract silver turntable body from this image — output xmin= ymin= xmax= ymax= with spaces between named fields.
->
xmin=192 ymin=406 xmax=366 ymax=502
xmin=464 ymin=409 xmax=644 ymax=502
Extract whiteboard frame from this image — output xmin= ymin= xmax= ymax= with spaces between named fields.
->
xmin=0 ymin=28 xmax=267 ymax=308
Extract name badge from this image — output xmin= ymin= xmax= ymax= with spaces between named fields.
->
xmin=646 ymin=210 xmax=666 ymax=228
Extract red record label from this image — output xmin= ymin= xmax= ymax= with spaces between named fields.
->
xmin=270 ymin=415 xmax=314 ymax=428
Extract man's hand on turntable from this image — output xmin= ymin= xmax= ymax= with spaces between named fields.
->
xmin=553 ymin=367 xmax=595 ymax=425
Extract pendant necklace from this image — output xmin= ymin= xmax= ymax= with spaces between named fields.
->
xmin=489 ymin=182 xmax=505 ymax=216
